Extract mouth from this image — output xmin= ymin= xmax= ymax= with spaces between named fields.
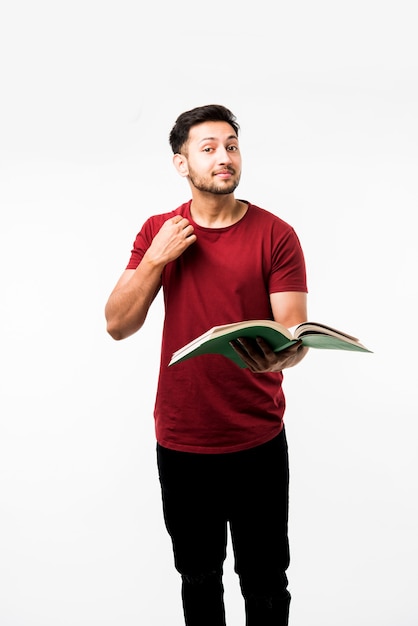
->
xmin=214 ymin=168 xmax=234 ymax=179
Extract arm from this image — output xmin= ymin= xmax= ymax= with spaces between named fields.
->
xmin=105 ymin=215 xmax=196 ymax=340
xmin=230 ymin=291 xmax=309 ymax=373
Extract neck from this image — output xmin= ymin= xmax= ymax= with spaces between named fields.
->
xmin=189 ymin=194 xmax=248 ymax=228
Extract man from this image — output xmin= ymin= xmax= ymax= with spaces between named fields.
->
xmin=105 ymin=104 xmax=309 ymax=625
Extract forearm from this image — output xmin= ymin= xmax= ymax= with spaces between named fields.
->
xmin=105 ymin=257 xmax=163 ymax=340
xmin=106 ymin=215 xmax=197 ymax=340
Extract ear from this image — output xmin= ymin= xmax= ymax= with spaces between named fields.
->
xmin=173 ymin=153 xmax=189 ymax=177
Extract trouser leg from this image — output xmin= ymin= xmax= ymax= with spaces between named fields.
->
xmin=181 ymin=569 xmax=226 ymax=626
xmin=228 ymin=430 xmax=291 ymax=626
xmin=241 ymin=576 xmax=290 ymax=626
xmin=157 ymin=444 xmax=227 ymax=626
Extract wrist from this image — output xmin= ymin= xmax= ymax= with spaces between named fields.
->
xmin=142 ymin=250 xmax=167 ymax=272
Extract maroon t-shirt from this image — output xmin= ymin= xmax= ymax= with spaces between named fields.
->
xmin=127 ymin=201 xmax=307 ymax=453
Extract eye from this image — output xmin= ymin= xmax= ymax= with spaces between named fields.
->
xmin=202 ymin=147 xmax=213 ymax=153
xmin=227 ymin=145 xmax=238 ymax=152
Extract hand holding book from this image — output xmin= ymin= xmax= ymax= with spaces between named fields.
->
xmin=229 ymin=335 xmax=308 ymax=372
xmin=169 ymin=319 xmax=372 ymax=369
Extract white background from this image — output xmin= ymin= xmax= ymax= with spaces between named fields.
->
xmin=1 ymin=1 xmax=417 ymax=624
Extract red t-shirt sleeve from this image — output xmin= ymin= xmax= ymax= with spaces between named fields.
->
xmin=269 ymin=226 xmax=308 ymax=294
xmin=125 ymin=217 xmax=158 ymax=270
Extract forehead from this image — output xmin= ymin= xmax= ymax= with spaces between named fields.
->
xmin=188 ymin=121 xmax=238 ymax=144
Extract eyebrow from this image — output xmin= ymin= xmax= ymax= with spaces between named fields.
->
xmin=198 ymin=134 xmax=238 ymax=144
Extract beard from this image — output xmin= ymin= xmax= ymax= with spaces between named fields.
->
xmin=188 ymin=167 xmax=241 ymax=195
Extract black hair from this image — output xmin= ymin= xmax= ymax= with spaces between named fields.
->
xmin=169 ymin=104 xmax=240 ymax=154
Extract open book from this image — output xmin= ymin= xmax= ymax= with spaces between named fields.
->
xmin=169 ymin=320 xmax=372 ymax=368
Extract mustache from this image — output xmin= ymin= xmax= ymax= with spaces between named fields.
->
xmin=213 ymin=166 xmax=235 ymax=175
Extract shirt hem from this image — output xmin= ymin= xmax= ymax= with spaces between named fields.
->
xmin=156 ymin=424 xmax=284 ymax=455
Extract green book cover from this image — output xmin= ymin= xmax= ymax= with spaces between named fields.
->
xmin=171 ymin=325 xmax=298 ymax=368
xmin=169 ymin=320 xmax=371 ymax=368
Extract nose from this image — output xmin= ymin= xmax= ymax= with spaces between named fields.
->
xmin=217 ymin=146 xmax=232 ymax=164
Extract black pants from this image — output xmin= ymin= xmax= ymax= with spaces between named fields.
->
xmin=157 ymin=429 xmax=291 ymax=626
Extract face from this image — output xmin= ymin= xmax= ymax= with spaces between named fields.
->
xmin=175 ymin=121 xmax=242 ymax=195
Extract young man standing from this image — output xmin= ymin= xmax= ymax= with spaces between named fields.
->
xmin=105 ymin=104 xmax=309 ymax=625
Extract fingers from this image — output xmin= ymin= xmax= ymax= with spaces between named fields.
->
xmin=229 ymin=337 xmax=304 ymax=373
xmin=159 ymin=215 xmax=197 ymax=256
xmin=229 ymin=337 xmax=269 ymax=372
xmin=171 ymin=216 xmax=195 ymax=237
xmin=172 ymin=215 xmax=189 ymax=228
